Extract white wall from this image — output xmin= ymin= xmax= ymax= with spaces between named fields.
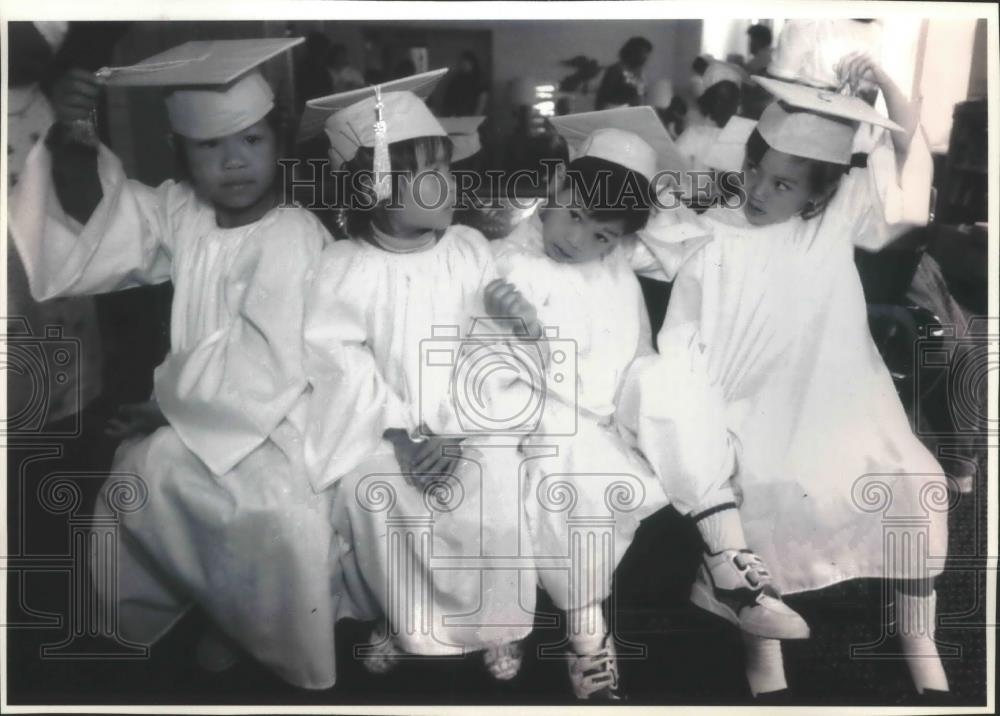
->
xmin=916 ymin=19 xmax=980 ymax=151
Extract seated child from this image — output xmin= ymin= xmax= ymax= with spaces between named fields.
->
xmin=301 ymin=70 xmax=534 ymax=681
xmin=625 ymin=46 xmax=949 ymax=701
xmin=484 ymin=107 xmax=718 ymax=700
xmin=8 ymin=39 xmax=345 ymax=689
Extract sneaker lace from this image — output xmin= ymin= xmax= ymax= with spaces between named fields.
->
xmin=571 ymin=646 xmax=620 ymax=697
xmin=733 ymin=550 xmax=774 ymax=591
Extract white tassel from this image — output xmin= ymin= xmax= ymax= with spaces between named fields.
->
xmin=372 ymin=85 xmax=391 ymax=203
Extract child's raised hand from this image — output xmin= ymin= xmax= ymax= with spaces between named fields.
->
xmin=484 ymin=278 xmax=540 ymax=337
xmin=105 ymin=400 xmax=169 ymax=441
xmin=835 ymin=51 xmax=889 ymax=95
xmin=51 ymin=69 xmax=102 ymax=126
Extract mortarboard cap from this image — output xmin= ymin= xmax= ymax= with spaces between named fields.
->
xmin=96 ymin=38 xmax=303 ymax=140
xmin=301 ymin=69 xmax=452 ymax=203
xmin=548 ymin=106 xmax=690 ymax=182
xmin=439 ymin=116 xmax=486 ymax=162
xmin=701 ymin=60 xmax=747 ymax=93
xmin=768 ymin=19 xmax=883 ymax=91
xmin=298 ymin=67 xmax=448 ymax=144
xmin=753 ymin=75 xmax=901 ymax=165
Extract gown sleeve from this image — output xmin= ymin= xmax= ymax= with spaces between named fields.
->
xmin=833 ymin=123 xmax=934 ymax=252
xmin=8 ymin=141 xmax=188 ymax=300
xmin=302 ymin=241 xmax=418 ymax=491
xmin=627 ymin=203 xmax=714 ymax=282
xmin=153 ymin=211 xmax=326 ymax=477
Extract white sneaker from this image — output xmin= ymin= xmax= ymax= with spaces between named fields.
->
xmin=567 ymin=634 xmax=625 ymax=701
xmin=690 ymin=549 xmax=810 ymax=640
xmin=483 ymin=640 xmax=523 ymax=681
xmin=362 ymin=623 xmax=403 ymax=675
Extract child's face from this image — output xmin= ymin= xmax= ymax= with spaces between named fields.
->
xmin=389 ymin=145 xmax=456 ymax=234
xmin=180 ymin=118 xmax=278 ymax=214
xmin=741 ymin=146 xmax=815 ymax=226
xmin=540 ymin=185 xmax=628 ymax=264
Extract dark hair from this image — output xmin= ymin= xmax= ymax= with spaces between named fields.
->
xmin=691 ymin=56 xmax=709 ymax=75
xmin=747 ymin=24 xmax=773 ymax=47
xmin=619 ymin=36 xmax=653 ymax=68
xmin=563 ymin=156 xmax=652 ymax=234
xmin=696 ymin=79 xmax=741 ymax=128
xmin=458 ymin=50 xmax=481 ymax=78
xmin=339 ymin=134 xmax=453 ymax=237
xmin=173 ymin=107 xmax=283 ymax=181
xmin=745 ymin=126 xmax=848 ymax=218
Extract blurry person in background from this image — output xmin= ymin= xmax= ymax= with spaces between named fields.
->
xmin=326 ymin=43 xmax=365 ymax=93
xmin=595 ymin=36 xmax=652 ymax=110
xmin=295 ymin=32 xmax=333 ymax=110
xmin=440 ymin=50 xmax=489 ymax=116
xmin=648 ymin=78 xmax=687 ymax=139
xmin=689 ymin=54 xmax=711 ymax=99
xmin=677 ymin=60 xmax=745 ymax=170
xmin=745 ymin=24 xmax=773 ymax=74
xmin=742 ymin=24 xmax=774 ymax=118
xmin=7 ymin=21 xmax=104 ymax=440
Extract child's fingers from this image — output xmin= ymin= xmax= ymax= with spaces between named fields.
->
xmin=489 ymin=283 xmax=518 ymax=307
xmin=413 ymin=440 xmax=446 ymax=472
xmin=485 ymin=278 xmax=507 ymax=293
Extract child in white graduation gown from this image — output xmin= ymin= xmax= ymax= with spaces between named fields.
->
xmin=627 ymin=53 xmax=950 ymax=699
xmin=301 ymin=74 xmax=532 ymax=680
xmin=485 ymin=121 xmax=709 ymax=699
xmin=8 ymin=40 xmax=346 ymax=690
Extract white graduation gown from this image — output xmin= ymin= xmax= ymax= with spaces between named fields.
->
xmin=489 ymin=210 xmax=709 ymax=610
xmin=8 ymin=142 xmax=345 ymax=690
xmin=304 ymin=226 xmax=535 ymax=655
xmin=628 ymin=125 xmax=948 ymax=595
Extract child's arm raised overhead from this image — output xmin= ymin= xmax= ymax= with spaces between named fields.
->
xmin=9 ymin=69 xmax=186 ymax=301
xmin=830 ymin=54 xmax=934 ymax=251
xmin=47 ymin=70 xmax=105 ymax=224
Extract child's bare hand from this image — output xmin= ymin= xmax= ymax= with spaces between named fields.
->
xmin=386 ymin=427 xmax=465 ymax=488
xmin=835 ymin=51 xmax=889 ymax=95
xmin=51 ymin=69 xmax=102 ymax=126
xmin=484 ymin=278 xmax=540 ymax=336
xmin=105 ymin=400 xmax=168 ymax=441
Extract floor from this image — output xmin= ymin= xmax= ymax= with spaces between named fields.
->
xmin=5 ymin=482 xmax=988 ymax=707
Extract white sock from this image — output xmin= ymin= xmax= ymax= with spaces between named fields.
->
xmin=694 ymin=502 xmax=747 ymax=556
xmin=742 ymin=633 xmax=787 ymax=696
xmin=568 ymin=602 xmax=607 ymax=655
xmin=896 ymin=589 xmax=949 ymax=693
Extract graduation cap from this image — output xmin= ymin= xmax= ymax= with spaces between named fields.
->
xmin=297 ymin=67 xmax=448 ymax=144
xmin=298 ymin=68 xmax=450 ymax=202
xmin=96 ymin=38 xmax=303 ymax=140
xmin=753 ymin=75 xmax=901 ymax=165
xmin=438 ymin=116 xmax=486 ymax=162
xmin=548 ymin=106 xmax=690 ymax=182
xmin=701 ymin=60 xmax=747 ymax=93
xmin=768 ymin=19 xmax=883 ymax=91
